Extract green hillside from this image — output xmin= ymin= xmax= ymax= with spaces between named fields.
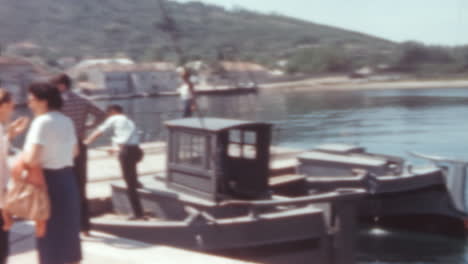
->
xmin=0 ymin=0 xmax=397 ymax=67
xmin=1 ymin=0 xmax=466 ymax=76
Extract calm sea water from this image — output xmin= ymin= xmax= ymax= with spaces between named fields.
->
xmin=97 ymin=87 xmax=468 ymax=160
xmin=95 ymin=86 xmax=468 ymax=263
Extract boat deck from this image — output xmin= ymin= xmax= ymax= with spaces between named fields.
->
xmin=86 ymin=141 xmax=302 ymax=211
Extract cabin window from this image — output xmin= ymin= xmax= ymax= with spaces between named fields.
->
xmin=175 ymin=132 xmax=206 ymax=168
xmin=228 ymin=143 xmax=242 ymax=158
xmin=229 ymin=130 xmax=242 ymax=143
xmin=227 ymin=129 xmax=257 ymax=160
xmin=244 ymin=131 xmax=257 ymax=145
xmin=243 ymin=145 xmax=257 ymax=159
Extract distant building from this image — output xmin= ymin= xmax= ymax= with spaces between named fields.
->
xmin=349 ymin=64 xmax=402 ymax=80
xmin=209 ymin=61 xmax=272 ymax=87
xmin=57 ymin=57 xmax=78 ymax=70
xmin=72 ymin=58 xmax=135 ymax=70
xmin=0 ymin=57 xmax=48 ymax=104
xmin=349 ymin=66 xmax=374 ymax=79
xmin=270 ymin=69 xmax=285 ymax=76
xmin=5 ymin=42 xmax=43 ymax=57
xmin=276 ymin=60 xmax=289 ymax=68
xmin=73 ymin=62 xmax=180 ymax=96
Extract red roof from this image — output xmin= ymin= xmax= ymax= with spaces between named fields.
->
xmin=0 ymin=57 xmax=34 ymax=66
xmin=82 ymin=62 xmax=177 ymax=73
xmin=0 ymin=57 xmax=47 ymax=74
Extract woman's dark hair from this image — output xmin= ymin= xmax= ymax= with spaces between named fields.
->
xmin=0 ymin=88 xmax=11 ymax=106
xmin=106 ymin=104 xmax=123 ymax=114
xmin=28 ymin=82 xmax=63 ymax=110
xmin=50 ymin=73 xmax=72 ymax=90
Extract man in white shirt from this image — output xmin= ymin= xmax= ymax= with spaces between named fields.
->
xmin=84 ymin=105 xmax=144 ymax=219
xmin=177 ymin=67 xmax=196 ymax=118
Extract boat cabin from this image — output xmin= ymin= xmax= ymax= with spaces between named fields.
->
xmin=165 ymin=118 xmax=272 ymax=201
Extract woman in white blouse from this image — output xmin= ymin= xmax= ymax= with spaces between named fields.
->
xmin=0 ymin=89 xmax=29 ymax=264
xmin=23 ymin=83 xmax=81 ymax=264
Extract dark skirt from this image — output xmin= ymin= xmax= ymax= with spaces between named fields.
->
xmin=38 ymin=167 xmax=82 ymax=264
xmin=0 ymin=211 xmax=9 ymax=264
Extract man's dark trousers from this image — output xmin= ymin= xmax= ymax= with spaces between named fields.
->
xmin=74 ymin=142 xmax=90 ymax=232
xmin=118 ymin=145 xmax=144 ymax=218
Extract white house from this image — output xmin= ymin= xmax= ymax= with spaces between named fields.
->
xmin=74 ymin=62 xmax=180 ymax=96
xmin=209 ymin=61 xmax=272 ymax=87
xmin=72 ymin=58 xmax=135 ymax=70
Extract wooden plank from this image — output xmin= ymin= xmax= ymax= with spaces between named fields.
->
xmin=171 ymin=172 xmax=214 ymax=193
xmin=269 ymin=174 xmax=306 ymax=186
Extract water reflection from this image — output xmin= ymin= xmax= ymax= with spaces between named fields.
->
xmin=100 ymin=87 xmax=468 ymax=160
xmin=358 ymin=226 xmax=467 ymax=263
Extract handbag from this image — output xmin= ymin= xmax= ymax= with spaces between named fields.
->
xmin=4 ymin=180 xmax=50 ymax=221
xmin=3 ymin=155 xmax=50 ymax=221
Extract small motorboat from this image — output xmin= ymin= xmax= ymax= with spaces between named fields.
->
xmin=293 ymin=143 xmax=468 ymax=234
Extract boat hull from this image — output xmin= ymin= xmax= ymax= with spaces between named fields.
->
xmin=91 ymin=206 xmax=327 ymax=251
xmin=301 ymin=168 xmax=463 ymax=218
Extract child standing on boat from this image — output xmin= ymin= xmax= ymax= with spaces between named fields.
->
xmin=84 ymin=104 xmax=145 ymax=219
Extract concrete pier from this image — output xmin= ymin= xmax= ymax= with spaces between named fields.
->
xmin=6 ymin=141 xmax=302 ymax=263
xmin=9 ymin=221 xmax=255 ymax=264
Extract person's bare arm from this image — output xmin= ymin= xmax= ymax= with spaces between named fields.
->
xmin=83 ymin=130 xmax=103 ymax=146
xmin=7 ymin=117 xmax=30 ymax=140
xmin=73 ymin=144 xmax=80 ymax=158
xmin=85 ymin=100 xmax=106 ymax=130
xmin=24 ymin=144 xmax=43 ymax=168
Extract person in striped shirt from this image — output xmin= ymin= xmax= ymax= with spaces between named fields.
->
xmin=50 ymin=74 xmax=106 ymax=236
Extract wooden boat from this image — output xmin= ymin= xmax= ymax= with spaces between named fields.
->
xmin=91 ymin=118 xmax=365 ymax=263
xmin=84 ymin=84 xmax=257 ymax=101
xmin=293 ymin=143 xmax=468 ymax=234
xmin=194 ymin=85 xmax=259 ymax=96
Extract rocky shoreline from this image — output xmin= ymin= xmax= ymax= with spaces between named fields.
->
xmin=262 ymin=76 xmax=468 ymax=91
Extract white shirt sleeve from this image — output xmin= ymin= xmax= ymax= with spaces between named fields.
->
xmin=27 ymin=117 xmax=49 ymax=146
xmin=70 ymin=126 xmax=78 ymax=146
xmin=97 ymin=116 xmax=114 ymax=133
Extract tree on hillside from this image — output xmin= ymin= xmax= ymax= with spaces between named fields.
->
xmin=456 ymin=46 xmax=468 ymax=70
xmin=287 ymin=47 xmax=352 ymax=74
xmin=396 ymin=42 xmax=455 ymax=71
